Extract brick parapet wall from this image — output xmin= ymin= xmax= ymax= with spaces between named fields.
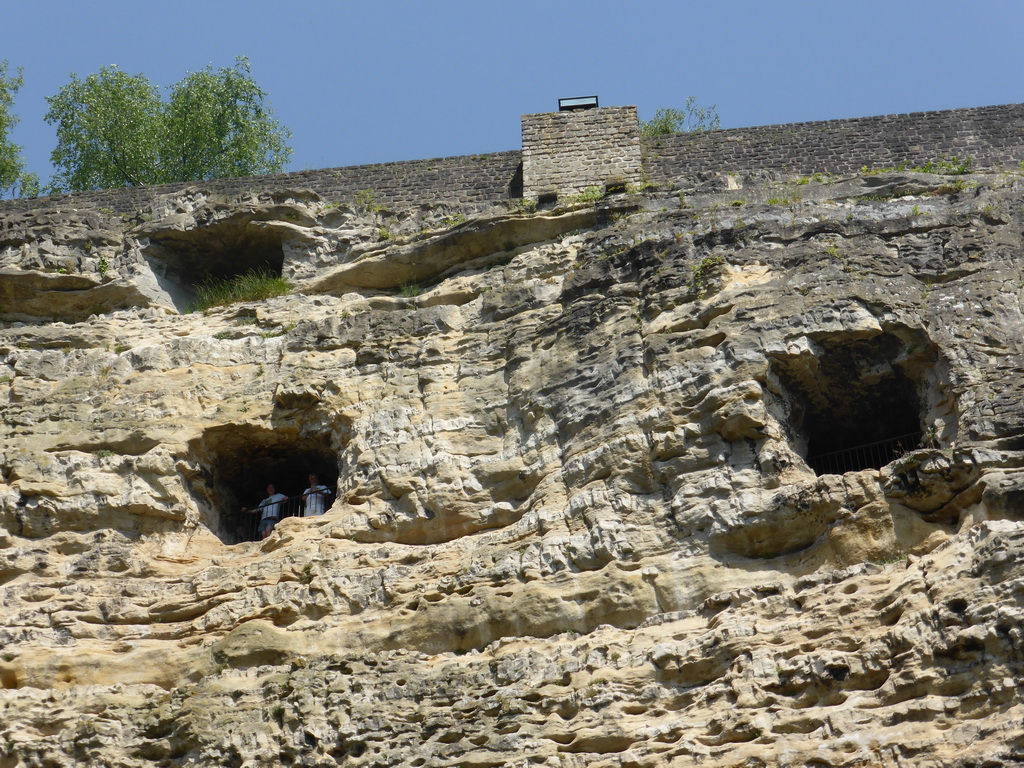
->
xmin=3 ymin=103 xmax=1024 ymax=217
xmin=521 ymin=106 xmax=643 ymax=198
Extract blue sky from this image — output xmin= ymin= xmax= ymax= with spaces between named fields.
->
xmin=5 ymin=0 xmax=1023 ymax=187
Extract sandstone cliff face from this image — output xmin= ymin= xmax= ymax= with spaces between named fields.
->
xmin=2 ymin=171 xmax=1024 ymax=767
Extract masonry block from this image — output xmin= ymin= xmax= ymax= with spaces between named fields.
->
xmin=521 ymin=106 xmax=642 ymax=200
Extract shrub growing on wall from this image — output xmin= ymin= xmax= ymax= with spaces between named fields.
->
xmin=641 ymin=96 xmax=721 ymax=137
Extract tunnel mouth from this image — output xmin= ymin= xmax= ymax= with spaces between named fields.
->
xmin=142 ymin=216 xmax=287 ymax=313
xmin=187 ymin=423 xmax=338 ymax=544
xmin=768 ymin=329 xmax=947 ymax=476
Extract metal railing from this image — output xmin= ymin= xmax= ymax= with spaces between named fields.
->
xmin=808 ymin=431 xmax=923 ymax=476
xmin=237 ymin=493 xmax=313 ymax=542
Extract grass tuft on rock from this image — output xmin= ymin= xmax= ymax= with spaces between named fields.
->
xmin=190 ymin=269 xmax=291 ymax=312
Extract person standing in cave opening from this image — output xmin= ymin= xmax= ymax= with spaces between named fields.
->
xmin=303 ymin=473 xmax=331 ymax=517
xmin=242 ymin=483 xmax=288 ymax=540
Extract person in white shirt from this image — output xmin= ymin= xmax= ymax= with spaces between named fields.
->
xmin=242 ymin=483 xmax=288 ymax=539
xmin=303 ymin=474 xmax=331 ymax=517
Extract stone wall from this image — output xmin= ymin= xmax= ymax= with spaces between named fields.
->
xmin=642 ymin=103 xmax=1024 ymax=184
xmin=3 ymin=103 xmax=1024 ymax=217
xmin=521 ymin=106 xmax=642 ymax=198
xmin=0 ymin=151 xmax=523 ymax=216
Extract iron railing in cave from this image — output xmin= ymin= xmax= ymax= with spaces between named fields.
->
xmin=807 ymin=431 xmax=925 ymax=476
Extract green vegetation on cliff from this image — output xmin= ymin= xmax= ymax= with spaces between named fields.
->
xmin=190 ymin=268 xmax=291 ymax=313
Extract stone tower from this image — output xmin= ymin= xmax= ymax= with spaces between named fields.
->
xmin=521 ymin=104 xmax=642 ymax=200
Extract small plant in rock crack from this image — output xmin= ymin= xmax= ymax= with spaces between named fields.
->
xmin=568 ymin=186 xmax=604 ymax=204
xmin=869 ymin=553 xmax=908 ymax=565
xmin=934 ymin=179 xmax=969 ymax=196
xmin=356 ymin=189 xmax=384 ymax=213
xmin=399 ymin=283 xmax=421 ymax=298
xmin=690 ymin=255 xmax=724 ymax=298
xmin=825 ymin=243 xmax=854 ymax=273
xmin=938 ymin=155 xmax=973 ymax=175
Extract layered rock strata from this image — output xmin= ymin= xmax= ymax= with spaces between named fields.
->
xmin=2 ymin=170 xmax=1024 ymax=766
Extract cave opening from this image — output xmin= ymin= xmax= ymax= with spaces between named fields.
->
xmin=187 ymin=424 xmax=339 ymax=544
xmin=141 ymin=216 xmax=286 ymax=313
xmin=768 ymin=330 xmax=949 ymax=476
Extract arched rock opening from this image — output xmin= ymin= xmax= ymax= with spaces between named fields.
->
xmin=186 ymin=423 xmax=339 ymax=544
xmin=767 ymin=328 xmax=955 ymax=476
xmin=141 ymin=216 xmax=287 ymax=312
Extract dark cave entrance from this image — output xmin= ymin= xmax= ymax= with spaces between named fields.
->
xmin=767 ymin=330 xmax=947 ymax=476
xmin=141 ymin=216 xmax=287 ymax=313
xmin=187 ymin=424 xmax=339 ymax=544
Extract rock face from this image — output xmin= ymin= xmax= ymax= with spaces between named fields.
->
xmin=3 ymin=168 xmax=1024 ymax=767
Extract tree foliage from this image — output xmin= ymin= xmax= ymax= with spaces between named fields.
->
xmin=45 ymin=66 xmax=163 ymax=191
xmin=163 ymin=60 xmax=292 ymax=183
xmin=641 ymin=96 xmax=721 ymax=138
xmin=45 ymin=57 xmax=292 ymax=192
xmin=0 ymin=60 xmax=40 ymax=198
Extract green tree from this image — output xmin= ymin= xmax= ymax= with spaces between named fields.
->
xmin=641 ymin=96 xmax=721 ymax=138
xmin=45 ymin=66 xmax=163 ymax=191
xmin=0 ymin=61 xmax=40 ymax=198
xmin=45 ymin=57 xmax=292 ymax=192
xmin=162 ymin=58 xmax=292 ymax=182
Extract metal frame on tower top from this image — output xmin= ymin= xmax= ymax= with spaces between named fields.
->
xmin=558 ymin=96 xmax=599 ymax=112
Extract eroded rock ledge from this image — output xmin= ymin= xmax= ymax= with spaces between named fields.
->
xmin=2 ymin=171 xmax=1024 ymax=766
